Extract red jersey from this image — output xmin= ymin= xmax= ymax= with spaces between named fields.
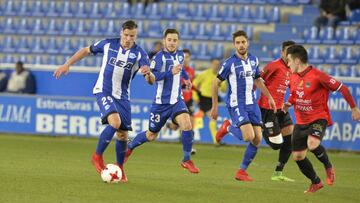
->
xmin=182 ymin=66 xmax=195 ymax=102
xmin=287 ymin=66 xmax=342 ymax=126
xmin=258 ymin=58 xmax=291 ymax=109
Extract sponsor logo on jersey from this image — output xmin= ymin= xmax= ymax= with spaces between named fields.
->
xmin=296 ymin=90 xmax=304 ymax=98
xmin=306 ymin=82 xmax=311 ymax=88
xmin=108 ymin=57 xmax=133 ymax=70
xmin=150 ymin=60 xmax=156 ymax=69
xmin=239 ymin=70 xmax=255 ymax=78
xmin=129 ymin=53 xmax=137 ymax=59
xmin=298 ymin=80 xmax=304 ymax=87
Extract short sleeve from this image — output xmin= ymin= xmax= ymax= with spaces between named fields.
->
xmin=260 ymin=62 xmax=275 ymax=81
xmin=89 ymin=39 xmax=109 ymax=55
xmin=137 ymin=47 xmax=150 ymax=67
xmin=217 ymin=60 xmax=231 ymax=81
xmin=150 ymin=53 xmax=163 ymax=71
xmin=318 ymin=71 xmax=342 ymax=91
xmin=254 ymin=57 xmax=261 ymax=79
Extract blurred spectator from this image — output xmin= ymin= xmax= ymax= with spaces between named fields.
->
xmin=0 ymin=70 xmax=8 ymax=92
xmin=6 ymin=61 xmax=36 ymax=94
xmin=128 ymin=0 xmax=160 ymax=7
xmin=193 ymin=58 xmax=227 ymax=144
xmin=148 ymin=41 xmax=162 ymax=59
xmin=314 ymin=0 xmax=347 ymax=30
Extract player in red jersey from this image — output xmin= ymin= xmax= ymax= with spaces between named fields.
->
xmin=283 ymin=45 xmax=360 ymax=193
xmin=258 ymin=41 xmax=295 ymax=182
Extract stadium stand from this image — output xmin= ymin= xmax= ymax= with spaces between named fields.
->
xmin=0 ymin=0 xmax=358 ymax=78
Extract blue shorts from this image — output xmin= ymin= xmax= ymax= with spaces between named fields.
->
xmin=148 ymin=100 xmax=189 ymax=133
xmin=95 ymin=93 xmax=132 ymax=131
xmin=228 ymin=104 xmax=262 ymax=127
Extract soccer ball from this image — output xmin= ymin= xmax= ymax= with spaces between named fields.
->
xmin=101 ymin=164 xmax=122 ymax=183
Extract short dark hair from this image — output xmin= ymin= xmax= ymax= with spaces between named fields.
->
xmin=122 ymin=20 xmax=138 ymax=30
xmin=163 ymin=28 xmax=180 ymax=38
xmin=286 ymin=45 xmax=308 ymax=64
xmin=16 ymin=61 xmax=24 ymax=67
xmin=232 ymin=30 xmax=248 ymax=42
xmin=282 ymin=41 xmax=296 ymax=51
xmin=183 ymin=48 xmax=191 ymax=55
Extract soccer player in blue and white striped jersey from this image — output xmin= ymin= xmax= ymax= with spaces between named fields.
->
xmin=54 ymin=20 xmax=154 ymax=182
xmin=211 ymin=30 xmax=276 ymax=181
xmin=125 ymin=28 xmax=200 ymax=173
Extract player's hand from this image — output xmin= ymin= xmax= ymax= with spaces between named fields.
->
xmin=53 ymin=64 xmax=70 ymax=79
xmin=210 ymin=106 xmax=218 ymax=120
xmin=351 ymin=107 xmax=360 ymax=121
xmin=171 ymin=64 xmax=182 ymax=75
xmin=139 ymin=65 xmax=151 ymax=75
xmin=184 ymin=79 xmax=192 ymax=90
xmin=282 ymin=102 xmax=292 ymax=113
xmin=268 ymin=97 xmax=276 ymax=113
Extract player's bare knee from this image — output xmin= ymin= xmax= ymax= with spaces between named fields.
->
xmin=292 ymin=152 xmax=305 ymax=161
xmin=108 ymin=119 xmax=121 ymax=130
xmin=146 ymin=131 xmax=158 ymax=141
xmin=307 ymin=138 xmax=320 ymax=151
xmin=243 ymin=133 xmax=254 ymax=142
xmin=115 ymin=131 xmax=128 ymax=141
xmin=251 ymin=136 xmax=262 ymax=147
xmin=308 ymin=143 xmax=320 ymax=151
xmin=180 ymin=121 xmax=192 ymax=131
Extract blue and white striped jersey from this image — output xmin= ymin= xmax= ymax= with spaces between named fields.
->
xmin=217 ymin=53 xmax=260 ymax=107
xmin=90 ymin=38 xmax=150 ymax=100
xmin=150 ymin=50 xmax=189 ymax=104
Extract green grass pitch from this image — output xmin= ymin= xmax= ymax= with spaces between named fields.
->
xmin=0 ymin=134 xmax=359 ymax=203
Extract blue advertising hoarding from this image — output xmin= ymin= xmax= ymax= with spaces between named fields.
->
xmin=1 ymin=83 xmax=359 ymax=151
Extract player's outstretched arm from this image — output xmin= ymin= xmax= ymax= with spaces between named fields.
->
xmin=254 ymin=78 xmax=276 ymax=112
xmin=210 ymin=78 xmax=222 ymax=120
xmin=337 ymin=84 xmax=360 ymax=121
xmin=351 ymin=107 xmax=360 ymax=121
xmin=53 ymin=47 xmax=91 ymax=79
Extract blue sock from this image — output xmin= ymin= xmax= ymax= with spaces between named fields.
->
xmin=95 ymin=125 xmax=117 ymax=155
xmin=229 ymin=125 xmax=243 ymax=141
xmin=241 ymin=143 xmax=258 ymax=170
xmin=128 ymin=131 xmax=148 ymax=150
xmin=181 ymin=130 xmax=193 ymax=162
xmin=115 ymin=140 xmax=127 ymax=166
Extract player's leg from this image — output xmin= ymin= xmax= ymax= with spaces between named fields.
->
xmin=236 ymin=104 xmax=262 ymax=181
xmin=273 ymin=111 xmax=294 ymax=181
xmin=128 ymin=104 xmax=169 ymax=151
xmin=293 ymin=125 xmax=323 ymax=193
xmin=126 ymin=104 xmax=168 ymax=162
xmin=271 ymin=124 xmax=294 ymax=181
xmin=92 ymin=94 xmax=121 ymax=173
xmin=216 ymin=106 xmax=245 ymax=143
xmin=174 ymin=102 xmax=200 ymax=173
xmin=233 ymin=123 xmax=256 ymax=181
xmin=307 ymin=119 xmax=334 ymax=186
xmin=115 ymin=130 xmax=129 ymax=183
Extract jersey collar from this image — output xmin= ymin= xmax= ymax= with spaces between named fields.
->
xmin=280 ymin=58 xmax=290 ymax=69
xmin=297 ymin=65 xmax=313 ymax=77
